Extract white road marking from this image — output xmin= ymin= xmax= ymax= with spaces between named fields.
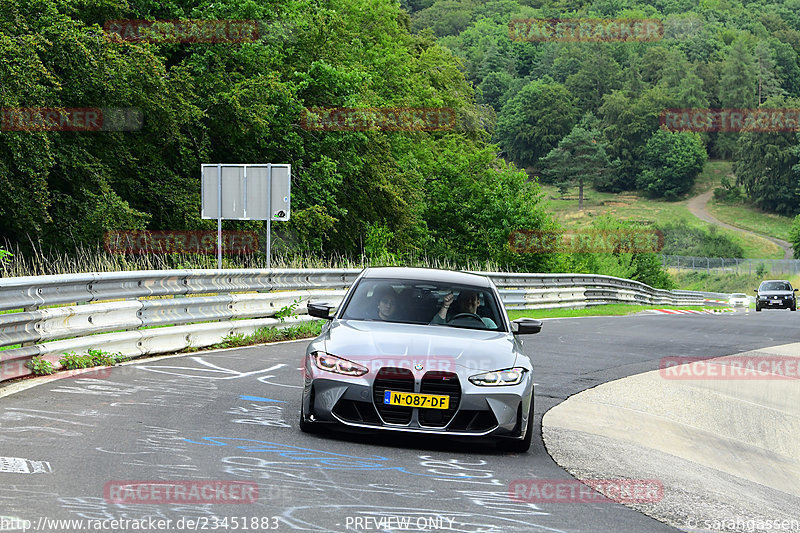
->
xmin=0 ymin=457 xmax=52 ymax=474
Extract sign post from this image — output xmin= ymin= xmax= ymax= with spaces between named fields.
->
xmin=201 ymin=163 xmax=291 ymax=268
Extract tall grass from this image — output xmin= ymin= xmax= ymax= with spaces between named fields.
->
xmin=0 ymin=243 xmax=507 ymax=278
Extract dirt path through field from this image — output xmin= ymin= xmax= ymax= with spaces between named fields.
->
xmin=686 ymin=191 xmax=794 ymax=259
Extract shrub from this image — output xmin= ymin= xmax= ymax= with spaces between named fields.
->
xmin=59 ymin=352 xmax=93 ymax=370
xmin=26 ymin=356 xmax=56 ymax=375
xmin=637 ymin=130 xmax=707 ymax=200
xmin=88 ymin=348 xmax=116 ymax=366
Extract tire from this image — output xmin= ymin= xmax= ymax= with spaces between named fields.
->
xmin=499 ymin=398 xmax=534 ymax=453
xmin=755 ymin=306 xmax=761 ymax=312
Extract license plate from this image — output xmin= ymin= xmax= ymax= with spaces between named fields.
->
xmin=383 ymin=391 xmax=449 ymax=409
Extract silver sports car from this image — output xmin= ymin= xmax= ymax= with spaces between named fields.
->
xmin=300 ymin=267 xmax=542 ymax=452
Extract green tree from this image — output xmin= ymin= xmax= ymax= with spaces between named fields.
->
xmin=719 ymin=39 xmax=758 ymax=108
xmin=597 ymin=87 xmax=675 ymax=191
xmin=717 ymin=39 xmax=758 ymax=158
xmin=538 ymin=125 xmax=609 ymax=211
xmin=790 ymin=214 xmax=800 ymax=259
xmin=562 ymin=216 xmax=675 ymax=289
xmin=734 ymin=98 xmax=800 ymax=216
xmin=753 ymin=41 xmax=786 ymax=105
xmin=477 ymin=71 xmax=514 ymax=111
xmin=419 ymin=136 xmax=558 ymax=271
xmin=496 ymin=78 xmax=578 ymax=169
xmin=564 ymin=47 xmax=622 ymax=112
xmin=637 ymin=130 xmax=707 ymax=200
xmin=411 ymin=0 xmax=477 ymax=37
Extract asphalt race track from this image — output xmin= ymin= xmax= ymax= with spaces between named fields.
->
xmin=1 ymin=309 xmax=797 ymax=533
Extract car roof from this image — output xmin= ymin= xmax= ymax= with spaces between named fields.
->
xmin=759 ymin=280 xmax=791 ymax=286
xmin=360 ymin=267 xmax=493 ymax=288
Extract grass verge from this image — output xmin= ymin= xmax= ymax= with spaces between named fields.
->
xmin=508 ymin=304 xmax=716 ymax=319
xmin=672 ymin=271 xmax=800 ymax=293
xmin=707 ymin=200 xmax=794 ymax=242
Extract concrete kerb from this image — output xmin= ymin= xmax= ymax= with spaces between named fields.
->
xmin=542 ymin=342 xmax=800 ymax=530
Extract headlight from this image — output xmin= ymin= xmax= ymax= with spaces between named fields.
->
xmin=310 ymin=351 xmax=368 ymax=376
xmin=469 ymin=367 xmax=526 ymax=386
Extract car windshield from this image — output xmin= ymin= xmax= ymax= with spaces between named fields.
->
xmin=760 ymin=282 xmax=791 ymax=291
xmin=340 ymin=278 xmax=504 ymax=331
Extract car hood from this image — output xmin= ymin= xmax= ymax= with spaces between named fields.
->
xmin=319 ymin=319 xmax=519 ymax=372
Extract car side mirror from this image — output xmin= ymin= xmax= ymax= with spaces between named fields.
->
xmin=794 ymin=289 xmax=798 ymax=292
xmin=307 ymin=302 xmax=334 ymax=320
xmin=512 ymin=317 xmax=542 ymax=335
xmin=754 ymin=289 xmax=758 ymax=293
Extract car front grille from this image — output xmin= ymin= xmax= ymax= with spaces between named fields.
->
xmin=419 ymin=371 xmax=460 ymax=427
xmin=373 ymin=367 xmax=415 ymax=424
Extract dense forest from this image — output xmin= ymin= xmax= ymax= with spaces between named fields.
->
xmin=405 ymin=0 xmax=800 ymax=213
xmin=1 ymin=0 xmax=799 ymax=279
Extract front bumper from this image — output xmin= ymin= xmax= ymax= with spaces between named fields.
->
xmin=757 ymin=297 xmax=795 ymax=308
xmin=303 ymin=376 xmax=532 ymax=438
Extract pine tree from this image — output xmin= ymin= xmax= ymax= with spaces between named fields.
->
xmin=538 ymin=125 xmax=610 ymax=210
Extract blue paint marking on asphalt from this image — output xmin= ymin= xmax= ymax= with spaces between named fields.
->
xmin=240 ymin=395 xmax=287 ymax=403
xmin=183 ymin=437 xmax=486 ymax=478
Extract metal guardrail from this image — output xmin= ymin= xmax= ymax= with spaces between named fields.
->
xmin=0 ymin=269 xmax=704 ymax=383
xmin=663 ymin=255 xmax=800 ymax=275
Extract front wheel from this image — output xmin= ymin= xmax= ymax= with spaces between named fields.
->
xmin=756 ymin=306 xmax=761 ymax=312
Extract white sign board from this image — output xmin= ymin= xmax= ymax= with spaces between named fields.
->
xmin=201 ymin=164 xmax=290 ymax=221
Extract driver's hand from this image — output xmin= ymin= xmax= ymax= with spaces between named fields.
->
xmin=443 ymin=292 xmax=454 ymax=308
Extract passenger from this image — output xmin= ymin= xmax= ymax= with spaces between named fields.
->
xmin=376 ymin=289 xmax=398 ymax=321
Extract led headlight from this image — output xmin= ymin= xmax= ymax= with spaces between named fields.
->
xmin=469 ymin=367 xmax=526 ymax=386
xmin=311 ymin=351 xmax=368 ymax=376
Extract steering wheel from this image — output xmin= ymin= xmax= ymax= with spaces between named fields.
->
xmin=449 ymin=313 xmax=485 ymax=325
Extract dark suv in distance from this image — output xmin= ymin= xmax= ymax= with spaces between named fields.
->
xmin=755 ymin=280 xmax=797 ymax=311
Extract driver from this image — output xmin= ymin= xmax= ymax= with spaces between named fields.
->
xmin=431 ymin=290 xmax=497 ymax=328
